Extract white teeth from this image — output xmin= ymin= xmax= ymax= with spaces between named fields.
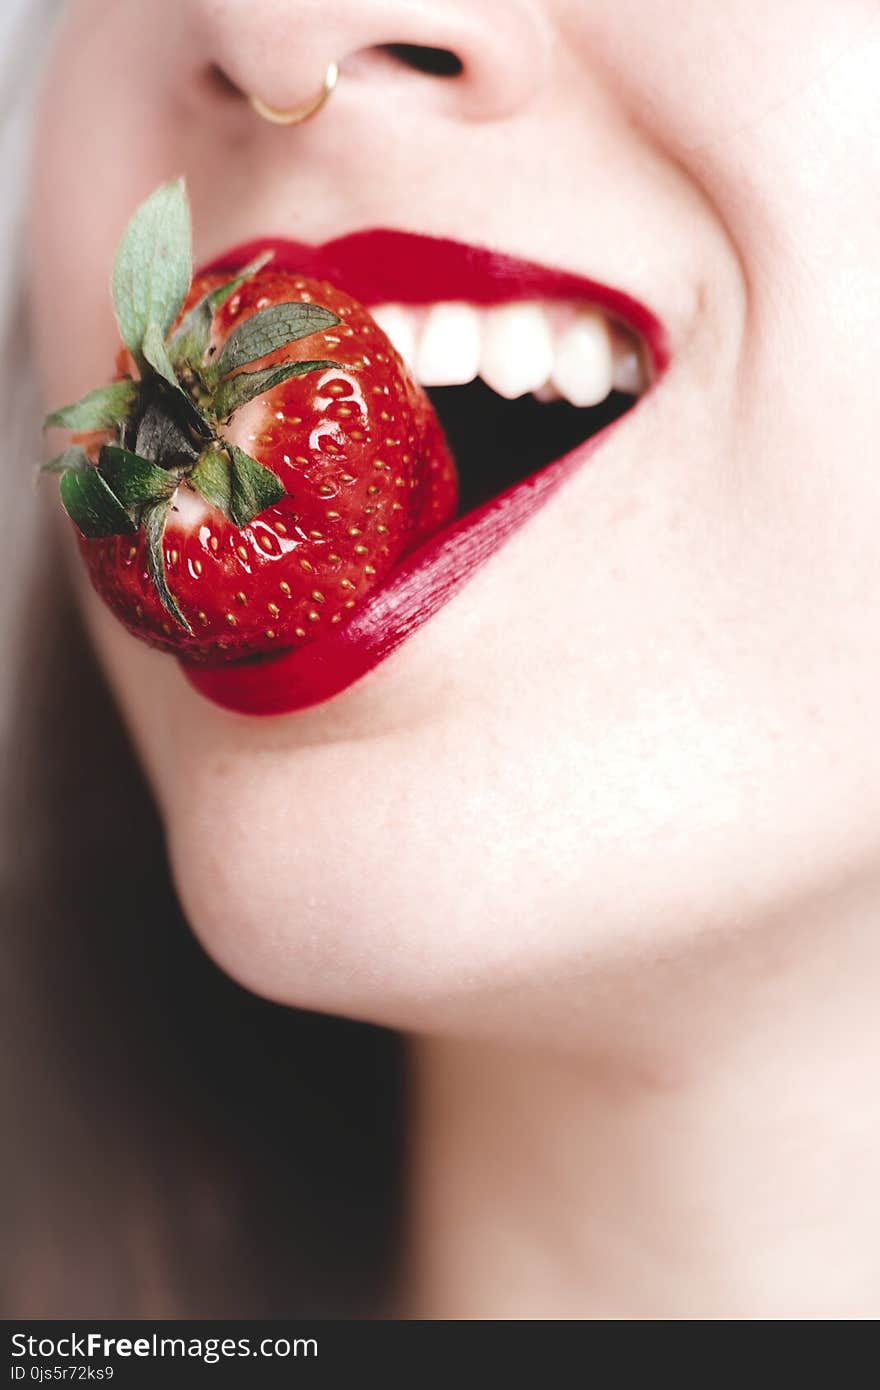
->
xmin=415 ymin=301 xmax=481 ymax=386
xmin=370 ymin=303 xmax=417 ymax=367
xmin=550 ymin=309 xmax=614 ymax=408
xmin=479 ymin=302 xmax=555 ymax=399
xmin=611 ymin=335 xmax=646 ymax=395
xmin=369 ymin=298 xmax=647 ymax=407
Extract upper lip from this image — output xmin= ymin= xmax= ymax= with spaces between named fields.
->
xmin=198 ymin=228 xmax=668 ymax=374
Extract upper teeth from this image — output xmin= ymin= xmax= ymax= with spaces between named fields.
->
xmin=370 ymin=300 xmax=646 ymax=405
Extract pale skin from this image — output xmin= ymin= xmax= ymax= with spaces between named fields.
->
xmin=28 ymin=0 xmax=880 ymax=1317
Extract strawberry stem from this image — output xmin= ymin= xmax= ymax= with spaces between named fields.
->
xmin=41 ymin=179 xmax=352 ymax=632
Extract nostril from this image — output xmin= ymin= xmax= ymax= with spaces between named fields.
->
xmin=206 ymin=47 xmax=464 ymax=109
xmin=194 ymin=0 xmax=548 ymax=129
xmin=378 ymin=44 xmax=464 ymax=78
xmin=206 ymin=62 xmax=246 ymax=102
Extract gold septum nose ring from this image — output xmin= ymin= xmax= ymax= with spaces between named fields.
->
xmin=248 ymin=61 xmax=339 ymax=126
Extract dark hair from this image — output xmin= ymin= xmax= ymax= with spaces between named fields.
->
xmin=1 ymin=529 xmax=405 ymax=1317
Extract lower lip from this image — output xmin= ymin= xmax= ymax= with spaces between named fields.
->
xmin=180 ymin=423 xmax=618 ymax=716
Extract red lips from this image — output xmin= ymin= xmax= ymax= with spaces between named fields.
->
xmin=181 ymin=230 xmax=667 ymax=716
xmin=201 ymin=229 xmax=669 ymax=365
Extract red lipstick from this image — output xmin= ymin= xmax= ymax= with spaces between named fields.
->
xmin=181 ymin=231 xmax=666 ymax=716
xmin=200 ymin=230 xmax=669 ymax=367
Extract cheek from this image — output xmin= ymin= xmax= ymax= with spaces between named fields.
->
xmin=28 ymin=3 xmax=188 ymax=408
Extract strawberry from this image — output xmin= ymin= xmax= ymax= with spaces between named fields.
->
xmin=43 ymin=180 xmax=457 ymax=663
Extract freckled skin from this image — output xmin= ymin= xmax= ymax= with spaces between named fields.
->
xmin=79 ymin=272 xmax=458 ymax=662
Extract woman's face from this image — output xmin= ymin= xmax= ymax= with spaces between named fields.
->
xmin=29 ymin=0 xmax=880 ymax=1046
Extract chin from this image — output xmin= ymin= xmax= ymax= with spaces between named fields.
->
xmin=155 ymin=712 xmax=663 ymax=1041
xmin=158 ymin=715 xmax=501 ymax=1028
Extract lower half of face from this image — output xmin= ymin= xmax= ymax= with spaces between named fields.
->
xmin=29 ymin=0 xmax=880 ymax=1056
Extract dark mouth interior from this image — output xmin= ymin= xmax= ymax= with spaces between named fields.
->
xmin=426 ymin=381 xmax=637 ymax=515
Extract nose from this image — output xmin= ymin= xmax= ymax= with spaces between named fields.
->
xmin=188 ymin=0 xmax=552 ymax=122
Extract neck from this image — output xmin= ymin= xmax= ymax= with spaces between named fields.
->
xmin=401 ymin=888 xmax=880 ymax=1319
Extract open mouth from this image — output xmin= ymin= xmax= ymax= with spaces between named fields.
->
xmin=376 ymin=299 xmax=644 ymax=514
xmin=182 ymin=231 xmax=665 ymax=715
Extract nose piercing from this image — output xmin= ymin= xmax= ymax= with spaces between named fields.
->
xmin=248 ymin=61 xmax=339 ymax=126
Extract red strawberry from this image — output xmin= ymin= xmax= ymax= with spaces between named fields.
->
xmin=43 ymin=180 xmax=457 ymax=663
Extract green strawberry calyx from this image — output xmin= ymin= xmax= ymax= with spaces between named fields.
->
xmin=41 ymin=178 xmax=341 ymax=632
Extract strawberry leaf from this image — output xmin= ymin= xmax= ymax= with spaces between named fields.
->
xmin=59 ymin=466 xmax=137 ymax=538
xmin=41 ymin=445 xmax=91 ymax=475
xmin=142 ymin=320 xmax=182 ymax=390
xmin=98 ymin=445 xmax=178 ymax=511
xmin=167 ymin=250 xmax=275 ymax=374
xmin=111 ymin=179 xmax=192 ymax=364
xmin=228 ymin=444 xmax=285 ymax=526
xmin=166 ymin=297 xmax=213 ymax=376
xmin=206 ymin=251 xmax=275 ymax=313
xmin=189 ymin=443 xmax=232 ymax=516
xmin=141 ymin=322 xmax=213 ymax=436
xmin=143 ymin=496 xmax=192 ymax=632
xmin=216 ymin=302 xmax=340 ymax=376
xmin=211 ymin=359 xmax=337 ymax=420
xmin=44 ymin=380 xmax=139 ymax=433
